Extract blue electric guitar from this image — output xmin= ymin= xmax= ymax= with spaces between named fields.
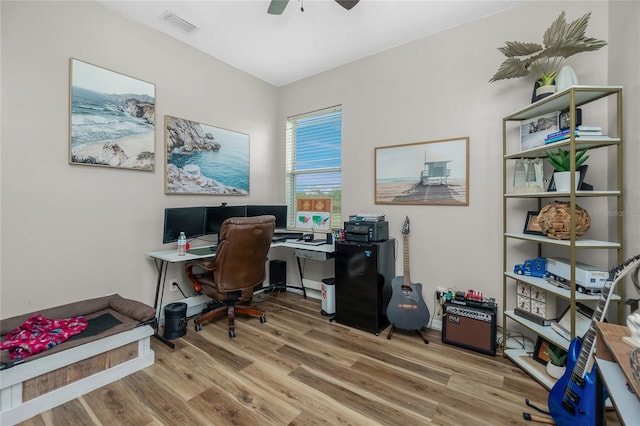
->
xmin=548 ymin=254 xmax=640 ymax=426
xmin=386 ymin=217 xmax=430 ymax=342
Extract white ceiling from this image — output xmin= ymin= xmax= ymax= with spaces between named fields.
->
xmin=99 ymin=0 xmax=522 ymax=87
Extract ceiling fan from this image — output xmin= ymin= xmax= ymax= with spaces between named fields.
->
xmin=268 ymin=0 xmax=359 ymax=15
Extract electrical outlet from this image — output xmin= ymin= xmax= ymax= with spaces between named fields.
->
xmin=436 ymin=286 xmax=447 ymax=299
xmin=169 ymin=279 xmax=179 ymax=292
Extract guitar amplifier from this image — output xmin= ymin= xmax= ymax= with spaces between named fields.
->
xmin=442 ymin=302 xmax=497 ymax=356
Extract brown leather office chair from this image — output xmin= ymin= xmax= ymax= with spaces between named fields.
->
xmin=185 ymin=215 xmax=275 ymax=338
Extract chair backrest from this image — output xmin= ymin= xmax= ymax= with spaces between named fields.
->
xmin=213 ymin=215 xmax=275 ymax=294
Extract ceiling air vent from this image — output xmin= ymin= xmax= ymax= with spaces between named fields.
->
xmin=160 ymin=11 xmax=199 ymax=34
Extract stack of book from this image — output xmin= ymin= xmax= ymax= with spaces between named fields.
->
xmin=544 ymin=126 xmax=603 ymax=144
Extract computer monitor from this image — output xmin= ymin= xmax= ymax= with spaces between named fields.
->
xmin=245 ymin=205 xmax=287 ymax=229
xmin=162 ymin=206 xmax=206 ymax=244
xmin=205 ymin=205 xmax=247 ymax=236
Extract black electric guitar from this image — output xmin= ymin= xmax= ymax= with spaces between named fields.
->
xmin=548 ymin=254 xmax=640 ymax=426
xmin=386 ymin=217 xmax=430 ymax=337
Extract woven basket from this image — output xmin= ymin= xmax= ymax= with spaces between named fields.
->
xmin=537 ymin=201 xmax=591 ymax=240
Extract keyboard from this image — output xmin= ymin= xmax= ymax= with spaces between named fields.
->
xmin=273 ymin=231 xmax=304 ymax=239
xmin=187 ymin=245 xmax=217 ymax=256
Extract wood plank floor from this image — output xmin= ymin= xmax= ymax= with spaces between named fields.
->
xmin=19 ymin=292 xmax=621 ymax=425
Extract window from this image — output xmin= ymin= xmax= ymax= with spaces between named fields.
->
xmin=286 ymin=105 xmax=342 ymax=230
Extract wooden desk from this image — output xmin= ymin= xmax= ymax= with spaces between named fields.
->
xmin=595 ymin=322 xmax=640 ymax=425
xmin=146 ymin=241 xmax=335 ymax=342
xmin=265 ymin=240 xmax=335 ymax=298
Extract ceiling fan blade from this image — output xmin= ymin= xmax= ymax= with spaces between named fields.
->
xmin=335 ymin=0 xmax=359 ymax=10
xmin=267 ymin=0 xmax=289 ymax=15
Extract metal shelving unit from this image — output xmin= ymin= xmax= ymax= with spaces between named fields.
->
xmin=501 ymin=86 xmax=624 ymax=389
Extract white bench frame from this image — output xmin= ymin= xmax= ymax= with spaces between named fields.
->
xmin=0 ymin=325 xmax=154 ymax=425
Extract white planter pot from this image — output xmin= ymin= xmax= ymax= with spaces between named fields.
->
xmin=556 ymin=65 xmax=578 ymax=92
xmin=536 ymin=84 xmax=556 ymax=97
xmin=547 ymin=362 xmax=566 ymax=379
xmin=554 ymin=171 xmax=580 ymax=192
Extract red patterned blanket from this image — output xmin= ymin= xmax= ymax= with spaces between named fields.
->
xmin=0 ymin=314 xmax=88 ymax=360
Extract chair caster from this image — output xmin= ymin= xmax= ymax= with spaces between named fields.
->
xmin=195 ymin=323 xmax=203 ymax=332
xmin=229 ymin=330 xmax=236 ymax=338
xmin=260 ymin=315 xmax=267 ymax=323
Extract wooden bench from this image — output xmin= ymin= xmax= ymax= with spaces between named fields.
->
xmin=1 ymin=294 xmax=156 ymax=425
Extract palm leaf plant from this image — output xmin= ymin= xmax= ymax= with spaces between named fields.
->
xmin=489 ymin=11 xmax=607 ymax=84
xmin=546 ymin=148 xmax=589 ymax=172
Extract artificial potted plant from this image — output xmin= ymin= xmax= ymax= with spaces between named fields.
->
xmin=546 ymin=148 xmax=589 ymax=192
xmin=546 ymin=344 xmax=567 ymax=379
xmin=489 ymin=11 xmax=607 ymax=102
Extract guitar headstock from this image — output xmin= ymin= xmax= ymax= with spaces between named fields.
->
xmin=609 ymin=254 xmax=640 ymax=282
xmin=402 ymin=216 xmax=410 ymax=235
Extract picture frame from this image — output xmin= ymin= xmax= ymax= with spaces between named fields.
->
xmin=547 ymin=164 xmax=589 ymax=192
xmin=165 ymin=115 xmax=249 ymax=195
xmin=513 ymin=158 xmax=544 ymax=193
xmin=553 ymin=303 xmax=594 ymax=339
xmin=532 ymin=336 xmax=552 ymax=365
xmin=523 ymin=211 xmax=544 ymax=235
xmin=520 ymin=111 xmax=559 ymax=151
xmin=559 ymin=108 xmax=582 ymax=130
xmin=69 ymin=58 xmax=156 ymax=171
xmin=375 ymin=137 xmax=469 ymax=206
xmin=532 ymin=336 xmax=566 ymax=366
xmin=295 ymin=198 xmax=332 ymax=230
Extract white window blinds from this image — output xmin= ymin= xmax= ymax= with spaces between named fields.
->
xmin=285 ymin=105 xmax=342 ymax=230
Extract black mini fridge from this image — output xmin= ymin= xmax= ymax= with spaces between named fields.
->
xmin=334 ymin=240 xmax=395 ymax=334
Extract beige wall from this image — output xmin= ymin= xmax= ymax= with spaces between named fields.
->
xmin=609 ymin=0 xmax=640 ymax=307
xmin=278 ymin=1 xmax=638 ymax=313
xmin=0 ymin=1 xmax=279 ymax=317
xmin=2 ymin=1 xmax=638 ymax=319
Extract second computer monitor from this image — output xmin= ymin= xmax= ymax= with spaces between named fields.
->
xmin=205 ymin=205 xmax=247 ymax=236
xmin=246 ymin=205 xmax=287 ymax=229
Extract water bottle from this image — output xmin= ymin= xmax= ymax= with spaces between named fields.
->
xmin=177 ymin=232 xmax=187 ymax=256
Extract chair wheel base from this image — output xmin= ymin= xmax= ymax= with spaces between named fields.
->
xmin=260 ymin=315 xmax=267 ymax=323
xmin=195 ymin=323 xmax=203 ymax=332
xmin=229 ymin=330 xmax=236 ymax=338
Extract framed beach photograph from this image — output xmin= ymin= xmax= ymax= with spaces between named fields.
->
xmin=165 ymin=116 xmax=249 ymax=195
xmin=375 ymin=137 xmax=469 ymax=205
xmin=523 ymin=211 xmax=544 ymax=235
xmin=69 ymin=58 xmax=155 ymax=170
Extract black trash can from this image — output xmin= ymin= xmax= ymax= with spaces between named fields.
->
xmin=163 ymin=302 xmax=187 ymax=340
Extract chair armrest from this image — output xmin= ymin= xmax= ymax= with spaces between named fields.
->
xmin=185 ymin=260 xmax=216 ymax=293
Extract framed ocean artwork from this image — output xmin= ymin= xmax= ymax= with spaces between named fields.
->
xmin=375 ymin=137 xmax=469 ymax=205
xmin=69 ymin=58 xmax=156 ymax=171
xmin=165 ymin=115 xmax=249 ymax=195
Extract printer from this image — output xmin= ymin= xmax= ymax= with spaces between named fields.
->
xmin=344 ymin=220 xmax=389 ymax=242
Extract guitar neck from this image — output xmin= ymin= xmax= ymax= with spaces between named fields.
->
xmin=569 ymin=254 xmax=640 ymax=381
xmin=571 ymin=284 xmax=611 ymax=379
xmin=403 ymin=234 xmax=410 ymax=286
